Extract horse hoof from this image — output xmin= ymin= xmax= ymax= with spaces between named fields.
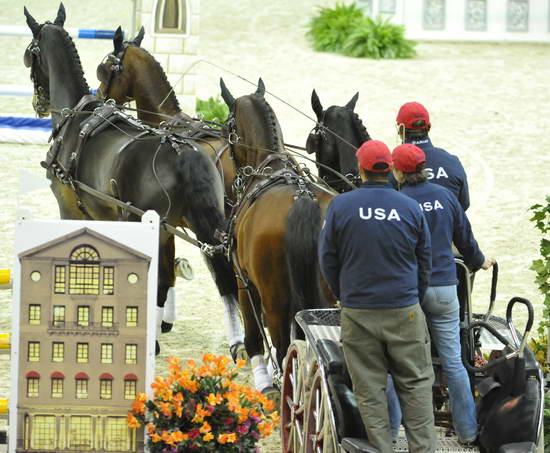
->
xmin=261 ymin=386 xmax=281 ymax=412
xmin=155 ymin=341 xmax=160 ymax=356
xmin=161 ymin=321 xmax=173 ymax=333
xmin=229 ymin=342 xmax=247 ymax=364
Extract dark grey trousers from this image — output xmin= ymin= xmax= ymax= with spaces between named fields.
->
xmin=341 ymin=303 xmax=436 ymax=453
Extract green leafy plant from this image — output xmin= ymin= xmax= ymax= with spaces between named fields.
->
xmin=196 ymin=96 xmax=229 ymax=125
xmin=306 ymin=3 xmax=364 ymax=53
xmin=306 ymin=3 xmax=416 ymax=59
xmin=343 ymin=16 xmax=416 ymax=59
xmin=528 ymin=196 xmax=550 ymax=377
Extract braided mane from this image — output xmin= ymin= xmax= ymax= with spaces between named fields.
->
xmin=50 ymin=24 xmax=90 ymax=94
xmin=131 ymin=45 xmax=181 ymax=113
xmin=254 ymin=93 xmax=280 ymax=153
xmin=351 ymin=111 xmax=371 ymax=142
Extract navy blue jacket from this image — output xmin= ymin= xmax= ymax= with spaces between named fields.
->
xmin=318 ymin=181 xmax=432 ymax=309
xmin=406 ymin=137 xmax=470 ymax=211
xmin=401 ymin=181 xmax=484 ymax=286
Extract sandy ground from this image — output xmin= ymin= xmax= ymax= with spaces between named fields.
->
xmin=0 ymin=1 xmax=549 ymax=451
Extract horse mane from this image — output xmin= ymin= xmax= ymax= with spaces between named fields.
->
xmin=130 ymin=45 xmax=181 ymax=114
xmin=351 ymin=110 xmax=371 ymax=142
xmin=48 ymin=24 xmax=90 ymax=94
xmin=253 ymin=93 xmax=280 ymax=153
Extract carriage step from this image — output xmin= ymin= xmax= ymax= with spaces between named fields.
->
xmin=341 ymin=437 xmax=379 ymax=453
xmin=393 ymin=433 xmax=479 ymax=452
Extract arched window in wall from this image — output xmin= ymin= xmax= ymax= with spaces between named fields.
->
xmin=69 ymin=245 xmax=100 ymax=295
xmin=155 ymin=0 xmax=188 ymax=34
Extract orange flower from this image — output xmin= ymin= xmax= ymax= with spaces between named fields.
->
xmin=207 ymin=392 xmax=223 ymax=406
xmin=158 ymin=402 xmax=172 ymax=417
xmin=151 ymin=433 xmax=162 ymax=443
xmin=146 ymin=423 xmax=156 ymax=435
xmin=131 ymin=399 xmax=145 ymax=415
xmin=177 ymin=374 xmax=199 ymax=393
xmin=236 ymin=358 xmax=247 ymax=369
xmin=270 ymin=411 xmax=281 ymax=424
xmin=202 ymin=432 xmax=214 ymax=442
xmin=191 ymin=403 xmax=211 ymax=423
xmin=203 ymin=352 xmax=216 ymax=363
xmin=171 ymin=430 xmax=188 ymax=443
xmin=127 ymin=412 xmax=141 ymax=428
xmin=199 ymin=421 xmax=212 ymax=434
xmin=258 ymin=421 xmax=274 ymax=437
xmin=218 ymin=432 xmax=237 ymax=444
xmin=136 ymin=392 xmax=148 ymax=403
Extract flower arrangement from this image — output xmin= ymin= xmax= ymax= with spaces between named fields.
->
xmin=127 ymin=354 xmax=279 ymax=452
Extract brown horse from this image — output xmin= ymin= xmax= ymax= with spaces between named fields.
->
xmin=219 ymin=79 xmax=336 ymax=395
xmin=22 ymin=4 xmax=239 ymax=354
xmin=96 ymin=27 xmax=237 ymax=199
xmin=95 ymin=25 xmax=244 ymax=358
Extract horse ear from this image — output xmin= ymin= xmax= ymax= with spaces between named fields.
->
xmin=311 ymin=89 xmax=324 ymax=120
xmin=113 ymin=26 xmax=124 ymax=53
xmin=24 ymin=7 xmax=41 ymax=37
xmin=54 ymin=2 xmax=66 ymax=27
xmin=346 ymin=92 xmax=359 ymax=111
xmin=256 ymin=78 xmax=265 ymax=97
xmin=133 ymin=26 xmax=145 ymax=46
xmin=220 ymin=78 xmax=235 ymax=108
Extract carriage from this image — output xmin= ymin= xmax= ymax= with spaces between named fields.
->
xmin=281 ymin=261 xmax=545 ymax=453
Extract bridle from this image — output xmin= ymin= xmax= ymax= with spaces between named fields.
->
xmin=24 ymin=25 xmax=51 ymax=117
xmin=96 ymin=45 xmax=129 ymax=100
xmin=306 ymin=111 xmax=362 ymax=192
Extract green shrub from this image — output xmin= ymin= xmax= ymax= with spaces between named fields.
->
xmin=306 ymin=3 xmax=364 ymax=53
xmin=196 ymin=96 xmax=229 ymax=125
xmin=343 ymin=16 xmax=416 ymax=59
xmin=306 ymin=2 xmax=416 ymax=59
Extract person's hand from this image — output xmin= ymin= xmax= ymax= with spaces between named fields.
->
xmin=481 ymin=257 xmax=496 ymax=270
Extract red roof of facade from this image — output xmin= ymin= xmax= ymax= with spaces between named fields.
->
xmin=99 ymin=372 xmax=114 ymax=380
xmin=124 ymin=373 xmax=138 ymax=381
xmin=75 ymin=372 xmax=89 ymax=380
xmin=50 ymin=372 xmax=65 ymax=379
xmin=26 ymin=371 xmax=40 ymax=378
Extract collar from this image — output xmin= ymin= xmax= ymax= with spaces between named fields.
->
xmin=405 ymin=137 xmax=432 ymax=147
xmin=360 ymin=181 xmax=393 ymax=189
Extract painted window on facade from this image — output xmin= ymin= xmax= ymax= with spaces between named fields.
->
xmin=465 ymin=0 xmax=487 ymax=31
xmin=380 ymin=0 xmax=396 ymax=14
xmin=28 ymin=341 xmax=40 ymax=362
xmin=29 ymin=304 xmax=41 ymax=325
xmin=69 ymin=245 xmax=100 ymax=295
xmin=100 ymin=379 xmax=113 ymax=399
xmin=30 ymin=270 xmax=41 ymax=282
xmin=102 ymin=306 xmax=114 ymax=327
xmin=27 ymin=377 xmax=39 ymax=397
xmin=51 ymin=377 xmax=64 ymax=398
xmin=69 ymin=416 xmax=93 ymax=450
xmin=52 ymin=342 xmax=64 ymax=362
xmin=31 ymin=415 xmax=56 ymax=450
xmin=155 ymin=0 xmax=188 ymax=34
xmin=423 ymin=0 xmax=446 ymax=30
xmin=103 ymin=266 xmax=115 ymax=295
xmin=76 ymin=343 xmax=89 ymax=363
xmin=54 ymin=265 xmax=66 ymax=293
xmin=124 ymin=379 xmax=137 ymax=400
xmin=126 ymin=306 xmax=138 ymax=327
xmin=75 ymin=378 xmax=88 ymax=399
xmin=53 ymin=305 xmax=65 ymax=327
xmin=101 ymin=343 xmax=113 ymax=364
xmin=125 ymin=344 xmax=137 ymax=364
xmin=105 ymin=417 xmax=129 ymax=451
xmin=507 ymin=0 xmax=529 ymax=32
xmin=77 ymin=306 xmax=90 ymax=327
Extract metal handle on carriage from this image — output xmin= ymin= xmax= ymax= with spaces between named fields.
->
xmin=461 ymin=320 xmax=516 ymax=373
xmin=505 ymin=296 xmax=534 ymax=357
xmin=483 ymin=261 xmax=499 ymax=322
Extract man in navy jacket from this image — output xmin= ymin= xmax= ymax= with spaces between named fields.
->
xmin=391 ymin=143 xmax=495 ymax=444
xmin=319 ymin=140 xmax=435 ymax=453
xmin=396 ymin=102 xmax=470 ymax=211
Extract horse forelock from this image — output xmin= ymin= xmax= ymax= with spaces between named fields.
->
xmin=41 ymin=24 xmax=89 ymax=94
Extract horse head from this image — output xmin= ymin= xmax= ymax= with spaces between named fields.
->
xmin=220 ymin=77 xmax=284 ymax=169
xmin=307 ymin=90 xmax=370 ymax=192
xmin=23 ymin=3 xmax=89 ymax=120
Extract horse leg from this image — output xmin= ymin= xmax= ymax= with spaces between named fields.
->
xmin=160 ymin=236 xmax=176 ymax=333
xmin=239 ymin=282 xmax=272 ymax=392
xmin=221 ymin=294 xmax=246 ymax=362
xmin=154 ymin=232 xmax=176 ymax=355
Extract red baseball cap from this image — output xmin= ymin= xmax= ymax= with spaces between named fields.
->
xmin=396 ymin=102 xmax=431 ymax=130
xmin=356 ymin=140 xmax=392 ymax=173
xmin=392 ymin=144 xmax=426 ymax=173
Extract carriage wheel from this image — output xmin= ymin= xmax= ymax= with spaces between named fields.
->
xmin=282 ymin=340 xmax=308 ymax=453
xmin=304 ymin=369 xmax=338 ymax=453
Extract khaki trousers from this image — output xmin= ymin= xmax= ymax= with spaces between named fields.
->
xmin=341 ymin=303 xmax=436 ymax=453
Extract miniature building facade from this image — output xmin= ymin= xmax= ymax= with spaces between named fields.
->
xmin=16 ymin=228 xmax=150 ymax=452
xmin=134 ymin=0 xmax=200 ymax=114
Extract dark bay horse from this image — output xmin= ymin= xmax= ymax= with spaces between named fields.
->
xmin=23 ymin=4 xmax=237 ymax=352
xmin=95 ymin=26 xmax=244 ymax=357
xmin=96 ymin=27 xmax=237 ymax=200
xmin=219 ymin=79 xmax=336 ymax=396
xmin=306 ymin=90 xmax=372 ymax=192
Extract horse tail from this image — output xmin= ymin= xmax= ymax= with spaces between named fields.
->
xmin=175 ymin=148 xmax=237 ymax=296
xmin=285 ymin=196 xmax=325 ymax=321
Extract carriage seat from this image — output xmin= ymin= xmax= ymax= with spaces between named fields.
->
xmin=315 ymin=338 xmax=345 ymax=375
xmin=341 ymin=437 xmax=380 ymax=453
